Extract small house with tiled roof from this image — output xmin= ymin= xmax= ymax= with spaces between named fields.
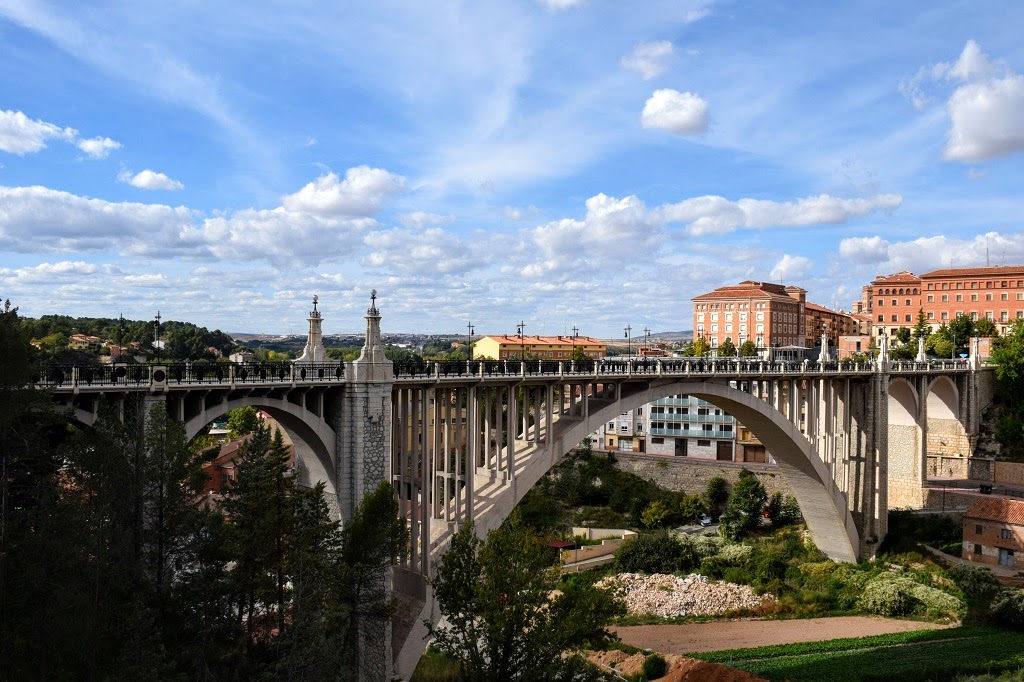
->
xmin=962 ymin=497 xmax=1024 ymax=569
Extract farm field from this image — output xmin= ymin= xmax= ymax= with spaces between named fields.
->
xmin=686 ymin=624 xmax=1024 ymax=681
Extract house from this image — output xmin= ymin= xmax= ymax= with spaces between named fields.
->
xmin=962 ymin=497 xmax=1024 ymax=569
xmin=472 ymin=335 xmax=606 ymax=360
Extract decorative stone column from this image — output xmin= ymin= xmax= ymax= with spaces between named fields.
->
xmin=295 ymin=294 xmax=327 ymax=363
xmin=336 ymin=290 xmax=395 ymax=682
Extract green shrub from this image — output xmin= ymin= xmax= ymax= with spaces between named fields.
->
xmin=717 ymin=543 xmax=753 ymax=564
xmin=614 ymin=530 xmax=681 ymax=573
xmin=859 ymin=573 xmax=965 ymax=619
xmin=947 ymin=562 xmax=1000 ymax=599
xmin=688 ymin=534 xmax=725 ymax=562
xmin=703 ymin=476 xmax=729 ymax=511
xmin=859 ymin=577 xmax=913 ymax=616
xmin=643 ymin=653 xmax=667 ymax=680
xmin=991 ymin=589 xmax=1024 ymax=628
xmin=723 ymin=566 xmax=748 ymax=585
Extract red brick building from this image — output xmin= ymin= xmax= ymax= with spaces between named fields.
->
xmin=962 ymin=497 xmax=1024 ymax=570
xmin=693 ymin=281 xmax=808 ymax=352
xmin=859 ymin=271 xmax=923 ymax=345
xmin=921 ymin=265 xmax=1024 ymax=334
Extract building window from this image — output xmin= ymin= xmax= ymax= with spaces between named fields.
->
xmin=927 ymin=295 xmax=934 ymax=302
xmin=1001 ymin=528 xmax=1012 ymax=540
xmin=987 ymin=293 xmax=993 ymax=301
xmin=941 ymin=294 xmax=948 ymax=302
xmin=878 ymin=299 xmax=884 ymax=306
xmin=697 ymin=439 xmax=711 ymax=447
xmin=620 ymin=425 xmax=629 ymax=433
xmin=976 ymin=524 xmax=984 ymax=534
xmin=891 ymin=315 xmax=897 ymax=322
xmin=652 ymin=437 xmax=664 ymax=444
xmin=905 ymin=314 xmax=912 ymax=322
xmin=972 ymin=294 xmax=978 ymax=301
xmin=905 ymin=299 xmax=911 ymax=306
xmin=956 ymin=294 xmax=963 ymax=302
xmin=1003 ymin=293 xmax=1009 ymax=300
xmin=975 ymin=544 xmax=983 ymax=555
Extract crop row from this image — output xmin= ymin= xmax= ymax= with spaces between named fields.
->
xmin=693 ymin=626 xmax=1024 ymax=681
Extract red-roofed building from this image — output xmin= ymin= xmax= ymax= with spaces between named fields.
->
xmin=472 ymin=335 xmax=606 ymax=360
xmin=921 ymin=265 xmax=1024 ymax=335
xmin=692 ymin=280 xmax=808 ymax=352
xmin=962 ymin=497 xmax=1024 ymax=569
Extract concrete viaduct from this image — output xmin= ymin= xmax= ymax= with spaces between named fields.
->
xmin=40 ymin=296 xmax=994 ymax=680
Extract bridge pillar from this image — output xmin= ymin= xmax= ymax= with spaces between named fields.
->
xmin=846 ymin=374 xmax=888 ymax=557
xmin=334 ymin=291 xmax=395 ymax=682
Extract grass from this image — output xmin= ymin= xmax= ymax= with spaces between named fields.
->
xmin=691 ymin=625 xmax=1024 ymax=681
xmin=410 ymin=647 xmax=461 ymax=682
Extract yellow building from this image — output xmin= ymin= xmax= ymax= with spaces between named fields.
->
xmin=473 ymin=335 xmax=606 ymax=360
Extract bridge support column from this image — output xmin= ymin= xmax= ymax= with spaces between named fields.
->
xmin=846 ymin=374 xmax=888 ymax=558
xmin=334 ymin=294 xmax=396 ymax=682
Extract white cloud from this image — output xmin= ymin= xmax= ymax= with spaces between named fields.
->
xmin=0 ymin=165 xmax=403 ymax=266
xmin=0 ymin=109 xmax=121 ymax=159
xmin=641 ymin=89 xmax=708 ymax=135
xmin=902 ymin=41 xmax=1024 ymax=162
xmin=944 ymin=73 xmax=1024 ymax=162
xmin=538 ymin=0 xmax=586 ymax=9
xmin=621 ymin=41 xmax=675 ymax=80
xmin=76 ymin=136 xmax=121 ymax=159
xmin=363 ymin=227 xmax=476 ymax=275
xmin=0 ymin=109 xmax=76 ymax=155
xmin=838 ymin=236 xmax=890 ymax=264
xmin=503 ymin=205 xmax=540 ymax=221
xmin=660 ymin=193 xmax=902 ymax=236
xmin=397 ymin=211 xmax=454 ymax=228
xmin=769 ymin=254 xmax=813 ymax=282
xmin=118 ymin=169 xmax=185 ymax=191
xmin=281 ymin=166 xmax=405 ymax=216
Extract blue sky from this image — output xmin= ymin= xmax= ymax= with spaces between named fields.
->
xmin=2 ymin=0 xmax=1023 ymax=337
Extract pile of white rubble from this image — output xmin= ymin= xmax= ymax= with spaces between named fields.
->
xmin=596 ymin=573 xmax=771 ymax=618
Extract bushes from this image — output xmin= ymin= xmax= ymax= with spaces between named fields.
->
xmin=947 ymin=562 xmax=1000 ymax=599
xmin=642 ymin=653 xmax=667 ymax=680
xmin=857 ymin=573 xmax=965 ymax=619
xmin=991 ymin=589 xmax=1024 ymax=628
xmin=614 ymin=530 xmax=682 ymax=574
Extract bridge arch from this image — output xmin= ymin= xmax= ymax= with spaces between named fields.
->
xmin=183 ymin=398 xmax=338 ymax=503
xmin=927 ymin=376 xmax=959 ymax=420
xmin=548 ymin=379 xmax=860 ymax=563
xmin=887 ymin=378 xmax=919 ymax=427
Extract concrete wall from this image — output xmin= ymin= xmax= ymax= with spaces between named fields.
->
xmin=613 ymin=457 xmax=793 ymax=498
xmin=971 ymin=457 xmax=996 ymax=481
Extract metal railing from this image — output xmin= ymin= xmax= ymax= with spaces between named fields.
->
xmin=37 ymin=356 xmax=974 ymax=391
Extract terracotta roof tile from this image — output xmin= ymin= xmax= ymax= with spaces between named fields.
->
xmin=964 ymin=497 xmax=1024 ymax=525
xmin=482 ymin=335 xmax=605 ymax=345
xmin=871 ymin=271 xmax=921 ymax=284
xmin=921 ymin=265 xmax=1024 ymax=279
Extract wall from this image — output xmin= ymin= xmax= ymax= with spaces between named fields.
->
xmin=613 ymin=456 xmax=793 ymax=497
xmin=995 ymin=462 xmax=1024 ymax=487
xmin=927 ymin=454 xmax=970 ymax=479
xmin=888 ymin=423 xmax=923 ymax=508
xmin=970 ymin=457 xmax=996 ymax=482
xmin=927 ymin=418 xmax=971 ymax=456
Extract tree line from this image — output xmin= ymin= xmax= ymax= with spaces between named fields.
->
xmin=1 ymin=301 xmax=406 ymax=680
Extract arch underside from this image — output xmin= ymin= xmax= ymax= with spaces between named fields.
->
xmin=455 ymin=377 xmax=861 ymax=565
xmin=184 ymin=397 xmax=338 ymax=503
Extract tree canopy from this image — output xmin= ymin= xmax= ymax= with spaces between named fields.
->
xmin=428 ymin=514 xmax=621 ymax=681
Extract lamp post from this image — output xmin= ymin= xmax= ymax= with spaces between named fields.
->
xmin=643 ymin=326 xmax=651 ymax=355
xmin=624 ymin=325 xmax=632 ymax=359
xmin=466 ymin=322 xmax=474 ymax=360
xmin=154 ymin=311 xmax=162 ymax=363
xmin=516 ymin=321 xmax=525 ymax=361
xmin=571 ymin=325 xmax=579 ymax=359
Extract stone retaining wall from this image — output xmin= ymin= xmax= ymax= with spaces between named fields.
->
xmin=613 ymin=456 xmax=793 ymax=497
xmin=927 ymin=454 xmax=970 ymax=479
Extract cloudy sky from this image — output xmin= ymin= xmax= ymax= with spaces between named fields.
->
xmin=2 ymin=1 xmax=1023 ymax=337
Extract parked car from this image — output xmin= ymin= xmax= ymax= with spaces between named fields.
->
xmin=698 ymin=513 xmax=712 ymax=527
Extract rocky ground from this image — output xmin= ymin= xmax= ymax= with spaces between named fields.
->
xmin=597 ymin=572 xmax=770 ymax=618
xmin=585 ymin=649 xmax=767 ymax=682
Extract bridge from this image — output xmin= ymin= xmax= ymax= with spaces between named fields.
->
xmin=39 ymin=295 xmax=994 ymax=681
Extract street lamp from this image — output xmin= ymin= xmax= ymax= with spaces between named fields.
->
xmin=571 ymin=325 xmax=579 ymax=359
xmin=466 ymin=322 xmax=474 ymax=360
xmin=624 ymin=325 xmax=632 ymax=359
xmin=643 ymin=326 xmax=651 ymax=355
xmin=516 ymin=321 xmax=525 ymax=361
xmin=154 ymin=311 xmax=162 ymax=363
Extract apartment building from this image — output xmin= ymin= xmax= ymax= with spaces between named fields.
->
xmin=692 ymin=280 xmax=808 ymax=351
xmin=596 ymin=394 xmax=772 ymax=463
xmin=921 ymin=266 xmax=1024 ymax=334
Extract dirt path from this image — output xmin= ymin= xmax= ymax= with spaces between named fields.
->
xmin=613 ymin=616 xmax=955 ymax=654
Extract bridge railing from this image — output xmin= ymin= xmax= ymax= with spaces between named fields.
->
xmin=34 ymin=361 xmax=345 ymax=389
xmin=36 ymin=356 xmax=974 ymax=390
